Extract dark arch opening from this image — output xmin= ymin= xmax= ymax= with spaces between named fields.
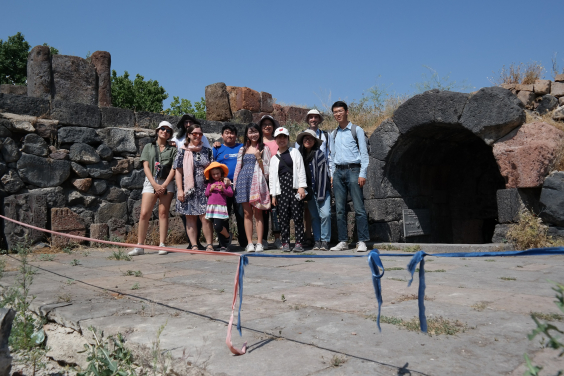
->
xmin=386 ymin=124 xmax=506 ymax=244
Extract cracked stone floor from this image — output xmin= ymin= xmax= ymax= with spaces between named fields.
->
xmin=1 ymin=244 xmax=563 ymax=376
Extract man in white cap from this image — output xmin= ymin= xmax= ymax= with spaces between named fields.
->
xmin=295 ymin=109 xmax=331 ymax=163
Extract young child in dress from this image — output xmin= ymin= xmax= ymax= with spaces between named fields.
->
xmin=204 ymin=162 xmax=233 ymax=251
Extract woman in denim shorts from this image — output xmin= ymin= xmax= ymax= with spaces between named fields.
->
xmin=129 ymin=121 xmax=177 ymax=256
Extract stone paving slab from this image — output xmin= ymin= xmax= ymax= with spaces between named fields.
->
xmin=1 ymin=245 xmax=563 ymax=375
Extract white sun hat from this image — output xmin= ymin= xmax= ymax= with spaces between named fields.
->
xmin=305 ymin=109 xmax=324 ymax=123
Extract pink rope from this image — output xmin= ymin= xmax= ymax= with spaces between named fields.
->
xmin=0 ymin=213 xmax=248 ymax=355
xmin=226 ymin=257 xmax=247 ymax=355
xmin=0 ymin=214 xmax=240 ymax=257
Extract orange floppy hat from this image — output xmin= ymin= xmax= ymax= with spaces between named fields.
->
xmin=204 ymin=162 xmax=229 ymax=180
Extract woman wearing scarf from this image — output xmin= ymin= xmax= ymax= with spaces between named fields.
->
xmin=174 ymin=124 xmax=214 ymax=251
xmin=297 ymin=129 xmax=331 ymax=251
xmin=233 ymin=123 xmax=271 ymax=252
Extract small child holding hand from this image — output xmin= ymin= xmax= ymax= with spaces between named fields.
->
xmin=204 ymin=162 xmax=233 ymax=251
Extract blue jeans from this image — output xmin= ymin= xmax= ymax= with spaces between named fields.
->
xmin=333 ymin=167 xmax=370 ymax=242
xmin=307 ymin=192 xmax=332 ymax=242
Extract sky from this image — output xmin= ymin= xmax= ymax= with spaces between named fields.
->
xmin=2 ymin=0 xmax=564 ymax=110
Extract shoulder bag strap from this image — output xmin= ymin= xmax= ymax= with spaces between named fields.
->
xmin=153 ymin=144 xmax=161 ymax=163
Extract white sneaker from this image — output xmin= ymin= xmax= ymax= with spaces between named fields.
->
xmin=330 ymin=242 xmax=348 ymax=251
xmin=128 ymin=247 xmax=144 ymax=256
xmin=261 ymin=240 xmax=270 ymax=250
xmin=246 ymin=243 xmax=255 ymax=253
xmin=356 ymin=241 xmax=368 ymax=252
xmin=255 ymin=243 xmax=264 ymax=253
xmin=158 ymin=243 xmax=168 ymax=255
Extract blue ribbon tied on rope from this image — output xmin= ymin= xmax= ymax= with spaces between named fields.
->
xmin=235 ymin=250 xmax=386 ymax=336
xmin=406 ymin=247 xmax=564 ymax=333
xmin=235 ymin=247 xmax=564 ymax=337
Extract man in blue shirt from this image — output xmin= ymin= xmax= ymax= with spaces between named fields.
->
xmin=213 ymin=124 xmax=247 ymax=248
xmin=328 ymin=101 xmax=370 ymax=252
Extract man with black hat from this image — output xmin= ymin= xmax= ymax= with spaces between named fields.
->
xmin=170 ymin=114 xmax=211 ymax=150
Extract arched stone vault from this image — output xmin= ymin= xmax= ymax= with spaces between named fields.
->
xmin=365 ymin=87 xmax=525 ymax=244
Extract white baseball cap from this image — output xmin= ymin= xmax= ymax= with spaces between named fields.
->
xmin=158 ymin=121 xmax=173 ymax=130
xmin=305 ymin=109 xmax=324 ymax=123
xmin=274 ymin=127 xmax=289 ymax=137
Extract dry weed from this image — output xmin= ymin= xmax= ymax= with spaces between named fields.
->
xmin=525 ymin=111 xmax=564 ymax=132
xmin=125 ymin=221 xmax=187 ymax=246
xmin=491 ymin=62 xmax=545 ymax=86
xmin=377 ymin=315 xmax=469 ymax=336
xmin=472 ymin=301 xmax=490 ymax=311
xmin=316 ymin=88 xmax=408 ymax=137
xmin=506 ymin=210 xmax=550 ymax=250
xmin=395 ymin=294 xmax=435 ymax=302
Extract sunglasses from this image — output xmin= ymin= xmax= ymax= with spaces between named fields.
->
xmin=158 ymin=127 xmax=173 ymax=134
xmin=191 ymin=132 xmax=204 ymax=137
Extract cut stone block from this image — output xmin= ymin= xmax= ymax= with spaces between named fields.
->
xmin=50 ymin=208 xmax=86 ymax=247
xmin=3 ymin=193 xmax=47 ymax=249
xmin=51 ymin=55 xmax=97 ymax=105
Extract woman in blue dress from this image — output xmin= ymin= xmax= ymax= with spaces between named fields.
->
xmin=174 ymin=124 xmax=214 ymax=251
xmin=233 ymin=123 xmax=271 ymax=253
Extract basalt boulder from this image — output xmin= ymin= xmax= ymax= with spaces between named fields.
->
xmin=17 ymin=154 xmax=71 ymax=188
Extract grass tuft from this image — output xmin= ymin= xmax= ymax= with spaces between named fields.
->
xmin=123 ymin=270 xmax=143 ymax=277
xmin=530 ymin=311 xmax=563 ymax=322
xmin=472 ymin=301 xmax=489 ymax=311
xmin=373 ymin=315 xmax=469 ymax=336
xmin=108 ymin=250 xmax=132 ymax=262
xmin=395 ymin=294 xmax=434 ymax=302
xmin=330 ymin=354 xmax=347 ymax=367
xmin=403 ymin=244 xmax=422 ymax=253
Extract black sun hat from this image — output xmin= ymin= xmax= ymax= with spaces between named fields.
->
xmin=176 ymin=114 xmax=201 ymax=129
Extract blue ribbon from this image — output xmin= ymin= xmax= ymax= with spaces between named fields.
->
xmin=236 ymin=255 xmax=248 ymax=336
xmin=367 ymin=250 xmax=384 ymax=331
xmin=234 ymin=247 xmax=564 ymax=336
xmin=236 ymin=251 xmax=387 ymax=335
xmin=406 ymin=247 xmax=564 ymax=332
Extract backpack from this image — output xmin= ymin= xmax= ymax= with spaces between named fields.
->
xmin=331 ymin=124 xmax=370 ymax=154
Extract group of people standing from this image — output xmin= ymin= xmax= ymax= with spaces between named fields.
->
xmin=129 ymin=101 xmax=371 ymax=255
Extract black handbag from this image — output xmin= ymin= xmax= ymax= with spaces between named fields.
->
xmin=275 ymin=154 xmax=313 ymax=201
xmin=154 ymin=144 xmax=172 ymax=179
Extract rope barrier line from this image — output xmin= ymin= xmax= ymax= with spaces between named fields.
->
xmin=2 ymin=213 xmax=564 ymax=354
xmin=0 ymin=214 xmax=240 ymax=257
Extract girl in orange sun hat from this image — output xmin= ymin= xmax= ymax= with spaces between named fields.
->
xmin=204 ymin=162 xmax=233 ymax=251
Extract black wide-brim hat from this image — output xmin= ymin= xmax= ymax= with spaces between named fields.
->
xmin=176 ymin=114 xmax=201 ymax=129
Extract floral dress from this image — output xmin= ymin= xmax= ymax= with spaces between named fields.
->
xmin=173 ymin=147 xmax=213 ymax=215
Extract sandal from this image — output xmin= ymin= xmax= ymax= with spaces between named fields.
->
xmin=191 ymin=245 xmax=199 ymax=251
xmin=206 ymin=244 xmax=215 ymax=252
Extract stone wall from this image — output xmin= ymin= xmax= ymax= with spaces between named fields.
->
xmin=205 ymin=82 xmax=311 ymax=125
xmin=0 ymin=92 xmax=245 ymax=249
xmin=501 ymin=75 xmax=564 ymax=120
